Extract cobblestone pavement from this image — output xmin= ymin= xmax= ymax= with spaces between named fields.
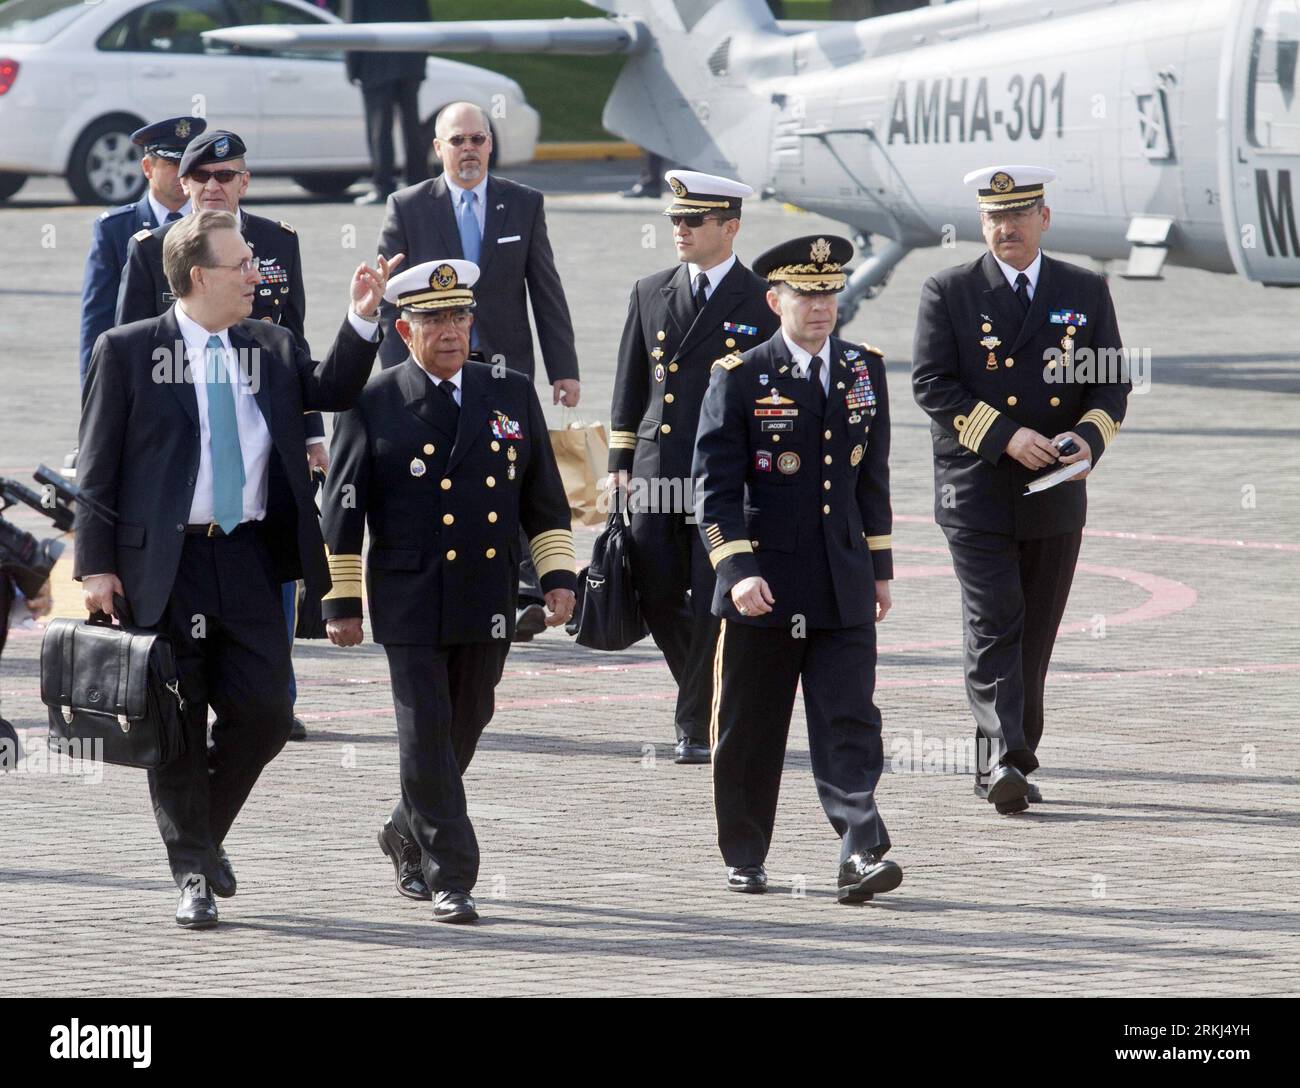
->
xmin=1 ymin=171 xmax=1297 ymax=997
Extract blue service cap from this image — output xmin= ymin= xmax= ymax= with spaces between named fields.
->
xmin=130 ymin=116 xmax=207 ymax=161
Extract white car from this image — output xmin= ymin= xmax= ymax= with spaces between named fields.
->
xmin=0 ymin=0 xmax=540 ymax=204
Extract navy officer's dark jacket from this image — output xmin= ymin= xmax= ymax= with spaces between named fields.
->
xmin=320 ymin=358 xmax=577 ymax=645
xmin=609 ymin=259 xmax=779 ymax=483
xmin=74 ymin=311 xmax=379 ymax=628
xmin=692 ymin=330 xmax=894 ymax=629
xmin=79 ymin=195 xmax=161 ymax=381
xmin=115 ymin=210 xmax=322 ymax=439
xmin=912 ymin=251 xmax=1130 ymax=539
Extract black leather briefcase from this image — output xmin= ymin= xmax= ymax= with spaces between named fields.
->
xmin=574 ymin=510 xmax=649 ymax=652
xmin=40 ymin=597 xmax=186 ymax=769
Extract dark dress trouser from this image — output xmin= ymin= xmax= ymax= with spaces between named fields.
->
xmin=361 ymin=77 xmax=427 ymax=194
xmin=149 ymin=524 xmax=293 ymax=887
xmin=629 ymin=508 xmax=721 ymax=744
xmin=711 ymin=619 xmax=890 ymax=869
xmin=941 ymin=526 xmax=1082 ymax=784
xmin=384 ymin=639 xmax=510 ymax=895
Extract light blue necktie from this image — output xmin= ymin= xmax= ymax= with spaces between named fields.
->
xmin=457 ymin=189 xmax=481 ymax=264
xmin=458 ymin=190 xmax=482 ymax=347
xmin=204 ymin=334 xmax=245 ymax=534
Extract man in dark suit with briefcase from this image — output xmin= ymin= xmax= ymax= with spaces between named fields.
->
xmin=607 ymin=170 xmax=779 ymax=763
xmin=76 ymin=208 xmax=394 ymax=928
xmin=912 ymin=165 xmax=1130 ymax=813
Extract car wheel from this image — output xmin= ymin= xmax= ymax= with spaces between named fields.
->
xmin=291 ymin=172 xmax=363 ymax=198
xmin=68 ymin=115 xmax=145 ymax=205
xmin=0 ymin=172 xmax=27 ymax=201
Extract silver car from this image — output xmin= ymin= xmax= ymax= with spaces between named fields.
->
xmin=0 ymin=0 xmax=539 ymax=203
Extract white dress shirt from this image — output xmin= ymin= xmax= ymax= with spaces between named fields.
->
xmin=782 ymin=329 xmax=830 ymax=394
xmin=176 ymin=303 xmax=274 ymax=526
xmin=993 ymin=249 xmax=1043 ymax=300
xmin=148 ymin=193 xmax=190 ymax=228
xmin=419 ymin=361 xmax=463 ymax=406
xmin=687 ymin=252 xmax=736 ymax=302
xmin=447 ymin=174 xmax=488 ymax=235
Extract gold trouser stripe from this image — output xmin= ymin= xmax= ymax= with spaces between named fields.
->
xmin=709 ymin=619 xmax=727 ymax=751
xmin=1078 ymin=408 xmax=1119 ymax=449
xmin=609 ymin=430 xmax=637 ymax=450
xmin=959 ymin=401 xmax=999 ymax=454
xmin=866 ymin=535 xmax=892 ymax=551
xmin=707 ymin=539 xmax=753 ymax=567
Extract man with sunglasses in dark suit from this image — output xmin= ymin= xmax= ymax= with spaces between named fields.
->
xmin=607 ymin=171 xmax=779 ymax=764
xmin=375 ymin=102 xmax=580 ymax=640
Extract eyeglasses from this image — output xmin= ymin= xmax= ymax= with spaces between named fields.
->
xmin=669 ymin=214 xmax=721 ymax=228
xmin=409 ymin=310 xmax=472 ymax=327
xmin=442 ymin=133 xmax=489 ymax=147
xmin=188 ymin=168 xmax=247 ymax=185
xmin=205 ymin=258 xmax=257 ymax=274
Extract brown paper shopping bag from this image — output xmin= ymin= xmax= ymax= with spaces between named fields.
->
xmin=549 ymin=412 xmax=609 ymax=527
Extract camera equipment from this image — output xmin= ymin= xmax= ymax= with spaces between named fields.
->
xmin=0 ymin=463 xmax=110 ymax=599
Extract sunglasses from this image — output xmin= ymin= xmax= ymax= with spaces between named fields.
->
xmin=188 ymin=168 xmax=247 ymax=185
xmin=669 ymin=214 xmax=721 ymax=228
xmin=443 ymin=133 xmax=489 ymax=147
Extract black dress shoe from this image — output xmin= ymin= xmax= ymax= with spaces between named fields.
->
xmin=175 ymin=875 xmax=219 ymax=929
xmin=432 ymin=890 xmax=479 ymax=923
xmin=513 ymin=602 xmax=547 ymax=642
xmin=674 ymin=737 xmax=711 ymax=764
xmin=288 ymin=717 xmax=307 ymax=741
xmin=986 ymin=762 xmax=1029 ymax=812
xmin=1026 ymin=781 xmax=1043 ymax=804
xmin=210 ymin=847 xmax=236 ymax=899
xmin=378 ymin=819 xmax=431 ymax=901
xmin=837 ymin=852 xmax=903 ymax=903
xmin=726 ymin=865 xmax=767 ymax=893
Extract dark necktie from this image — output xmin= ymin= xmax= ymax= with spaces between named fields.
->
xmin=436 ymin=379 xmax=459 ymax=413
xmin=165 ymin=210 xmax=182 ymax=223
xmin=1014 ymin=271 xmax=1031 ymax=314
xmin=809 ymin=354 xmax=826 ymax=409
xmin=693 ymin=271 xmax=709 ymax=313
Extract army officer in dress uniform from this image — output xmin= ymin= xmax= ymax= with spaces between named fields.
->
xmin=608 ymin=170 xmax=780 ymax=764
xmin=78 ymin=115 xmax=204 ymax=386
xmin=693 ymin=235 xmax=903 ymax=904
xmin=912 ymin=166 xmax=1130 ymax=814
xmin=321 ymin=259 xmax=577 ymax=924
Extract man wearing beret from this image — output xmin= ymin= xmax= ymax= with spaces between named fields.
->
xmin=912 ymin=165 xmax=1131 ymax=813
xmin=322 ymin=259 xmax=577 ymax=924
xmin=608 ymin=170 xmax=779 ymax=765
xmin=77 ymin=116 xmax=205 ymax=387
xmin=693 ymin=234 xmax=903 ymax=903
xmin=115 ymin=128 xmax=325 ymax=741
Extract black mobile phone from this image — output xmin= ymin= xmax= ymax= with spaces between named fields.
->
xmin=1056 ymin=438 xmax=1079 ymax=457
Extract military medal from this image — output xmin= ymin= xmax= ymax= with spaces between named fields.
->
xmin=850 ymin=444 xmax=864 ymax=466
xmin=409 ymin=457 xmax=426 ymax=477
xmin=777 ymin=451 xmax=801 ymax=474
xmin=654 ymin=363 xmax=665 ymax=382
xmin=986 ymin=352 xmax=998 ymax=371
xmin=849 ymin=411 xmax=862 ymax=424
xmin=758 ymin=374 xmax=769 ymax=386
xmin=507 ymin=445 xmax=517 ymax=480
xmin=651 ymin=347 xmax=664 ymax=361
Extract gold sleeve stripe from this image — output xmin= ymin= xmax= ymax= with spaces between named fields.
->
xmin=1078 ymin=408 xmax=1119 ymax=449
xmin=959 ymin=401 xmax=1000 ymax=454
xmin=866 ymin=535 xmax=892 ymax=551
xmin=322 ymin=580 xmax=362 ymax=601
xmin=707 ymin=540 xmax=753 ymax=567
xmin=609 ymin=431 xmax=637 ymax=451
xmin=530 ymin=529 xmax=576 ymax=578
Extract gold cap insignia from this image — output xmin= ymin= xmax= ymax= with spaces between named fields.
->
xmin=669 ymin=177 xmax=687 ymax=198
xmin=430 ymin=263 xmax=457 ymax=290
xmin=810 ymin=237 xmax=832 ymax=263
xmin=991 ymin=172 xmax=1014 ymax=193
xmin=176 ymin=119 xmax=191 ymax=139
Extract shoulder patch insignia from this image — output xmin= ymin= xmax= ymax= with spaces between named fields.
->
xmin=278 ymin=221 xmax=296 ymax=234
xmin=132 ymin=228 xmax=152 ymax=242
xmin=713 ymin=352 xmax=744 ymax=371
xmin=861 ymin=342 xmax=884 ymax=357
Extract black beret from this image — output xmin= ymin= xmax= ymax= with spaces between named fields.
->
xmin=178 ymin=129 xmax=248 ymax=177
